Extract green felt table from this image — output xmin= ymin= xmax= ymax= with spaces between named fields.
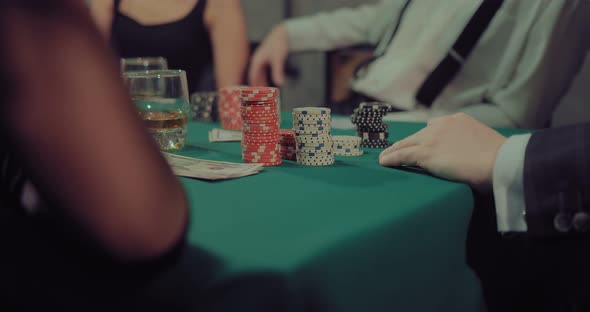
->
xmin=174 ymin=112 xmax=526 ymax=311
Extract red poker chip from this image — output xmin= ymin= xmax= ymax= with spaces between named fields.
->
xmin=262 ymin=160 xmax=282 ymax=167
xmin=241 ymin=101 xmax=278 ymax=106
xmin=240 ymin=105 xmax=278 ymax=110
xmin=241 ymin=113 xmax=279 ymax=118
xmin=243 ymin=158 xmax=280 ymax=164
xmin=241 ymin=113 xmax=278 ymax=119
xmin=242 ymin=137 xmax=280 ymax=143
xmin=240 ymin=87 xmax=278 ymax=94
xmin=241 ymin=113 xmax=278 ymax=118
xmin=240 ymin=108 xmax=278 ymax=114
xmin=242 ymin=149 xmax=280 ymax=154
xmin=242 ymin=122 xmax=280 ymax=128
xmin=243 ymin=157 xmax=281 ymax=163
xmin=243 ymin=130 xmax=280 ymax=136
xmin=241 ymin=111 xmax=278 ymax=116
xmin=240 ymin=108 xmax=277 ymax=114
xmin=242 ymin=120 xmax=279 ymax=125
xmin=241 ymin=96 xmax=278 ymax=102
xmin=242 ymin=129 xmax=280 ymax=135
xmin=241 ymin=119 xmax=280 ymax=125
xmin=243 ymin=152 xmax=279 ymax=157
xmin=242 ymin=138 xmax=280 ymax=143
xmin=242 ymin=149 xmax=279 ymax=155
xmin=242 ymin=124 xmax=280 ymax=130
xmin=241 ymin=145 xmax=279 ymax=151
xmin=242 ymin=141 xmax=280 ymax=146
xmin=243 ymin=123 xmax=280 ymax=128
xmin=240 ymin=104 xmax=277 ymax=111
xmin=242 ymin=142 xmax=279 ymax=147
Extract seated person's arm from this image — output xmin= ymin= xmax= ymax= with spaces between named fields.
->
xmin=205 ymin=0 xmax=249 ymax=88
xmin=284 ymin=0 xmax=387 ymax=52
xmin=378 ymin=113 xmax=590 ymax=237
xmin=249 ymin=0 xmax=393 ymax=86
xmin=0 ymin=0 xmax=188 ymax=262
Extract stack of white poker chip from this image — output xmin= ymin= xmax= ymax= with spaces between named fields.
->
xmin=293 ymin=107 xmax=334 ymax=166
xmin=332 ymin=135 xmax=363 ymax=156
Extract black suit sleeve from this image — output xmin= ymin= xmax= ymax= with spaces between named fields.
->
xmin=523 ymin=123 xmax=590 ymax=237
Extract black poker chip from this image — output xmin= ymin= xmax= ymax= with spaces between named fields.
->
xmin=359 ymin=132 xmax=389 ymax=140
xmin=361 ymin=138 xmax=390 ymax=147
xmin=357 ymin=124 xmax=389 ymax=132
xmin=361 ymin=143 xmax=390 ymax=149
xmin=354 ymin=112 xmax=387 ymax=119
xmin=351 ymin=116 xmax=384 ymax=124
xmin=355 ymin=107 xmax=387 ymax=114
xmin=359 ymin=102 xmax=391 ymax=111
xmin=353 ymin=121 xmax=385 ymax=127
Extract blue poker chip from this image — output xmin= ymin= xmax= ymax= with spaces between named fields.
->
xmin=293 ymin=107 xmax=331 ymax=115
xmin=296 ymin=125 xmax=326 ymax=131
xmin=297 ymin=151 xmax=333 ymax=157
xmin=297 ymin=145 xmax=330 ymax=151
xmin=295 ymin=120 xmax=329 ymax=126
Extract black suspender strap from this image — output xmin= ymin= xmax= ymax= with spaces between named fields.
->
xmin=415 ymin=0 xmax=504 ymax=107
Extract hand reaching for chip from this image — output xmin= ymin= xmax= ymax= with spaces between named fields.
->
xmin=248 ymin=24 xmax=289 ymax=87
xmin=379 ymin=113 xmax=507 ymax=192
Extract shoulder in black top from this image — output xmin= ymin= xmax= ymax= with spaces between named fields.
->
xmin=111 ymin=0 xmax=213 ymax=93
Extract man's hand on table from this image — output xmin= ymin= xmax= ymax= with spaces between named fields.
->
xmin=379 ymin=113 xmax=507 ymax=192
xmin=248 ymin=24 xmax=289 ymax=87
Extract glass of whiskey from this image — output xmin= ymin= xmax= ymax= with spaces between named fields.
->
xmin=123 ymin=70 xmax=190 ymax=151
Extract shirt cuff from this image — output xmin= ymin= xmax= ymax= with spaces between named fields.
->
xmin=493 ymin=133 xmax=532 ymax=232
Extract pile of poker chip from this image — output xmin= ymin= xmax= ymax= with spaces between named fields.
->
xmin=240 ymin=87 xmax=281 ymax=166
xmin=190 ymin=92 xmax=218 ymax=122
xmin=218 ymin=86 xmax=242 ymax=130
xmin=351 ymin=102 xmax=391 ymax=149
xmin=279 ymin=129 xmax=296 ymax=161
xmin=333 ymin=135 xmax=363 ymax=156
xmin=293 ymin=107 xmax=335 ymax=166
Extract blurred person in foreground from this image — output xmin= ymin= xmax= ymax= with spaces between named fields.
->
xmin=0 ymin=1 xmax=292 ymax=311
xmin=250 ymin=0 xmax=589 ymax=128
xmin=89 ymin=0 xmax=249 ymax=92
xmin=379 ymin=113 xmax=590 ymax=311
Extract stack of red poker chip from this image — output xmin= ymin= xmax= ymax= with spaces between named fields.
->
xmin=279 ymin=129 xmax=296 ymax=161
xmin=218 ymin=86 xmax=242 ymax=130
xmin=240 ymin=87 xmax=281 ymax=166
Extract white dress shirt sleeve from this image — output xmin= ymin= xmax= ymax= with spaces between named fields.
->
xmin=493 ymin=133 xmax=532 ymax=232
xmin=284 ymin=2 xmax=385 ymax=52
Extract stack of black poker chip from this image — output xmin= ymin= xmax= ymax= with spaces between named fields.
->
xmin=190 ymin=92 xmax=218 ymax=122
xmin=350 ymin=102 xmax=391 ymax=149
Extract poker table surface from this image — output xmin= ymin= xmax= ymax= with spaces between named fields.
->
xmin=174 ymin=112 xmax=528 ymax=312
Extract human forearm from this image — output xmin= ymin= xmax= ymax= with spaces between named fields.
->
xmin=207 ymin=0 xmax=249 ymax=88
xmin=285 ymin=3 xmax=381 ymax=52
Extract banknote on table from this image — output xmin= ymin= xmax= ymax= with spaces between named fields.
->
xmin=163 ymin=153 xmax=263 ymax=180
xmin=208 ymin=128 xmax=242 ymax=142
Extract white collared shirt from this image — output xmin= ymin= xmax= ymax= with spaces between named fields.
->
xmin=286 ymin=0 xmax=590 ymax=128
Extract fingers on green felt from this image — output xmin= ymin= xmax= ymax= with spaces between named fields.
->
xmin=379 ymin=146 xmax=422 ymax=167
xmin=380 ymin=130 xmax=424 ymax=158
